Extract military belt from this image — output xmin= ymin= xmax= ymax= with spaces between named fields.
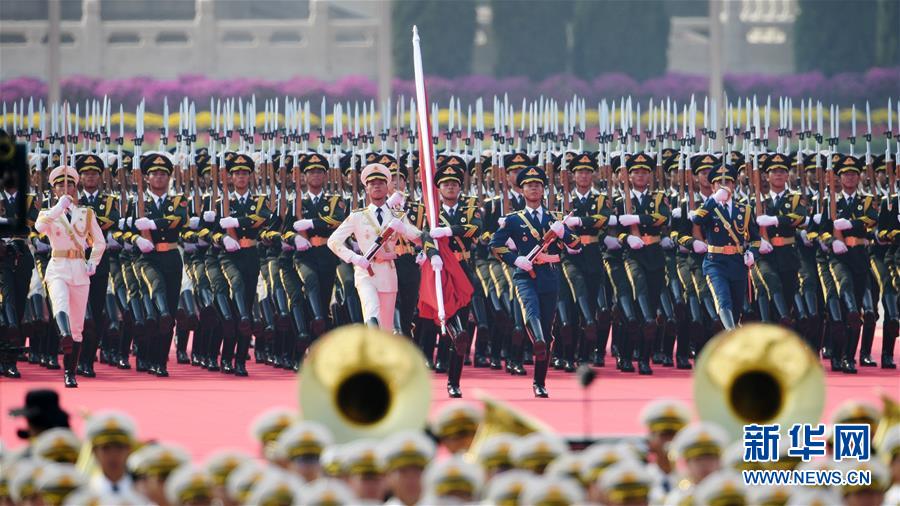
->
xmin=51 ymin=249 xmax=85 ymax=259
xmin=309 ymin=236 xmax=328 ymax=247
xmin=453 ymin=251 xmax=471 ymax=261
xmin=771 ymin=237 xmax=795 ymax=247
xmin=640 ymin=235 xmax=660 ymax=245
xmin=238 ymin=238 xmax=257 ymax=248
xmin=707 ymin=245 xmax=742 ymax=255
xmin=155 ymin=242 xmax=178 ymax=252
xmin=534 ymin=253 xmax=560 ymax=265
xmin=579 ymin=235 xmax=599 ymax=244
xmin=845 ymin=237 xmax=869 ymax=247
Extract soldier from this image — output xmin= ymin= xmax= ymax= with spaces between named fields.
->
xmin=84 ymin=410 xmax=137 ymax=497
xmin=616 ymin=152 xmax=672 ymax=375
xmin=490 ymin=166 xmax=581 ymax=397
xmin=819 ymin=154 xmax=878 ymax=374
xmin=378 ymin=430 xmax=435 ymax=506
xmin=690 ymin=160 xmax=760 ymax=329
xmin=74 ymin=153 xmax=120 ymax=377
xmin=870 ymin=153 xmax=898 ymax=369
xmin=795 ymin=151 xmax=826 ymax=355
xmin=34 ymin=165 xmax=106 ymax=387
xmin=327 ymin=163 xmax=422 ymax=330
xmin=130 ymin=152 xmax=186 ymax=377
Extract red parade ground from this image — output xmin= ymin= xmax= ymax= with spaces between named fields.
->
xmin=1 ymin=335 xmax=897 ymax=460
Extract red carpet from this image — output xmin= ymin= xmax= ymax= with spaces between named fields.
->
xmin=2 ymin=336 xmax=897 ymax=461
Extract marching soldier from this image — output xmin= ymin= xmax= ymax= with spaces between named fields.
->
xmin=795 ymin=151 xmax=826 ymax=355
xmin=870 ymin=153 xmax=898 ymax=369
xmin=327 ymin=163 xmax=422 ymax=330
xmin=34 ymin=165 xmax=106 ymax=387
xmin=490 ymin=166 xmax=582 ymax=397
xmin=385 ymin=153 xmax=425 ymax=339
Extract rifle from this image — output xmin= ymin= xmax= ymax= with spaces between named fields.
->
xmin=220 ymin=155 xmax=238 ymax=241
xmin=827 ymin=106 xmax=843 ymax=243
xmin=887 ymin=98 xmax=895 ymax=211
xmin=522 ymin=211 xmax=575 ymax=279
xmin=560 ymin=152 xmax=571 ymax=214
xmin=546 ymin=147 xmax=556 ymax=211
xmin=293 ymin=165 xmax=305 ymax=236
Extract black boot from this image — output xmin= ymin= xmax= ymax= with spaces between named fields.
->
xmin=594 ymin=309 xmax=611 ymax=367
xmin=532 ymin=358 xmax=549 ymax=398
xmin=719 ymin=308 xmax=737 ymax=330
xmin=883 ymin=318 xmax=898 ymax=369
xmin=772 ymin=292 xmax=794 ymax=327
xmin=234 ymin=335 xmax=250 ymax=377
xmin=434 ymin=338 xmax=448 ymax=374
xmin=842 ymin=316 xmax=861 ymax=374
xmin=64 ymin=341 xmax=80 ymax=388
xmin=859 ymin=313 xmax=877 ymax=367
xmin=153 ymin=292 xmax=174 ymax=335
xmin=417 ymin=318 xmax=437 ymax=369
xmin=525 ymin=317 xmax=548 ymax=362
xmin=447 ymin=350 xmax=463 ymax=398
xmin=156 ymin=330 xmax=173 ymax=377
xmin=232 ymin=291 xmax=253 ymax=337
xmin=307 ymin=289 xmax=328 ymax=338
xmin=619 ymin=321 xmax=638 ymax=373
xmin=638 ymin=322 xmax=656 ymax=375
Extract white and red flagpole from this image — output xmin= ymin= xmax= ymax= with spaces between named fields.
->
xmin=412 ymin=25 xmax=447 ymax=333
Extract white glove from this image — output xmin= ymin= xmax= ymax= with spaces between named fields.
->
xmin=693 ymin=240 xmax=708 ymax=254
xmin=759 ymin=239 xmax=773 ymax=254
xmin=189 ymin=216 xmax=200 ymax=230
xmin=679 ymin=245 xmax=690 ymax=254
xmin=388 ymin=219 xmax=405 ymax=234
xmin=800 ymin=230 xmax=811 ymax=246
xmin=219 ymin=217 xmax=239 ymax=229
xmin=671 ymin=207 xmax=682 ymax=219
xmin=48 ymin=195 xmax=72 ymax=218
xmin=514 ymin=256 xmax=533 ymax=271
xmin=136 ymin=237 xmax=154 ymax=253
xmin=626 ymin=235 xmax=644 ymax=249
xmin=833 ymin=218 xmax=852 ymax=231
xmin=498 ymin=217 xmax=506 ymax=228
xmin=135 ymin=217 xmax=156 ymax=231
xmin=430 ymin=226 xmax=452 ymax=239
xmin=118 ymin=218 xmax=126 ymax=229
xmin=564 ymin=216 xmax=582 ymax=228
xmin=688 ymin=210 xmax=698 ymax=221
xmin=550 ymin=221 xmax=565 ymax=238
xmin=415 ymin=251 xmax=427 ymax=266
xmin=618 ymin=214 xmax=640 ymax=226
xmin=294 ymin=235 xmax=311 ymax=251
xmin=897 ymin=213 xmax=900 ymax=224
xmin=756 ymin=215 xmax=779 ymax=227
xmin=832 ymin=240 xmax=848 ymax=255
xmin=198 ymin=238 xmax=209 ymax=248
xmin=105 ymin=231 xmax=120 ymax=248
xmin=744 ymin=251 xmax=755 ymax=267
xmin=0 ymin=217 xmax=7 ymax=225
xmin=386 ymin=191 xmax=405 ymax=209
xmin=222 ymin=236 xmax=240 ymax=252
xmin=350 ymin=253 xmax=370 ymax=270
xmin=608 ymin=215 xmax=618 ymax=227
xmin=431 ymin=255 xmax=444 ymax=272
xmin=203 ymin=211 xmax=216 ymax=223
xmin=565 ymin=245 xmax=581 ymax=255
xmin=713 ymin=188 xmax=730 ymax=203
xmin=820 ymin=240 xmax=830 ymax=252
xmin=281 ymin=241 xmax=295 ymax=252
xmin=661 ymin=237 xmax=675 ymax=249
xmin=293 ymin=219 xmax=314 ymax=232
xmin=813 ymin=213 xmax=822 ymax=225
xmin=604 ymin=236 xmax=621 ymax=250
xmin=183 ymin=243 xmax=197 ymax=254
xmin=85 ymin=261 xmax=96 ymax=276
xmin=123 ymin=242 xmax=134 ymax=252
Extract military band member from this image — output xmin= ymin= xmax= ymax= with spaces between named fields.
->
xmin=490 ymin=166 xmax=581 ymax=397
xmin=327 ymin=163 xmax=422 ymax=330
xmin=34 ymin=165 xmax=106 ymax=387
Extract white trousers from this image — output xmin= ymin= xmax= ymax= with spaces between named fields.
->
xmin=46 ymin=278 xmax=90 ymax=343
xmin=356 ymin=280 xmax=397 ymax=332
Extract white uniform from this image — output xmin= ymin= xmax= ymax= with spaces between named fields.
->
xmin=328 ymin=203 xmax=421 ymax=330
xmin=34 ymin=204 xmax=105 ymax=342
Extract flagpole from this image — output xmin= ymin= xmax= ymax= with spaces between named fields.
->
xmin=412 ymin=26 xmax=447 ymax=333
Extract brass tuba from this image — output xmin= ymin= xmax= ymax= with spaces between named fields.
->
xmin=693 ymin=323 xmax=825 ymax=439
xmin=464 ymin=391 xmax=553 ymax=462
xmin=298 ymin=325 xmax=432 ymax=443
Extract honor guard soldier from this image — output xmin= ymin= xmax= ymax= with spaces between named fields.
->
xmin=616 ymin=152 xmax=672 ymax=375
xmin=490 ymin=166 xmax=582 ymax=397
xmin=327 ymin=163 xmax=422 ymax=330
xmin=290 ymin=153 xmax=347 ymax=337
xmin=871 ymin=153 xmax=898 ymax=369
xmin=213 ymin=152 xmax=272 ymax=376
xmin=385 ymin=153 xmax=425 ymax=338
xmin=35 ymin=165 xmax=106 ymax=387
xmin=820 ymin=154 xmax=878 ymax=374
xmin=795 ymin=151 xmax=826 ymax=355
xmin=691 ymin=160 xmax=760 ymax=329
xmin=754 ymin=153 xmax=807 ymax=327
xmin=130 ymin=152 xmax=186 ymax=377
xmin=75 ymin=153 xmax=120 ymax=378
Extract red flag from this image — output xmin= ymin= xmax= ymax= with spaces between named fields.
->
xmin=417 ymin=238 xmax=474 ymax=322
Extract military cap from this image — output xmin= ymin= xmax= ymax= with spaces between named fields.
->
xmin=339 ymin=151 xmax=360 ymax=176
xmin=569 ymin=151 xmax=597 ymax=172
xmin=610 ymin=152 xmax=630 ymax=172
xmin=476 ymin=433 xmax=517 ymax=472
xmin=434 ymin=164 xmax=465 ymax=187
xmin=872 ymin=153 xmax=887 ymax=172
xmin=400 ymin=150 xmax=419 ymax=172
xmin=692 ymin=470 xmax=747 ymax=506
xmin=551 ymin=150 xmax=577 ymax=171
xmin=710 ymin=164 xmax=738 ymax=184
xmin=830 ymin=400 xmax=879 ymax=426
xmin=271 ymin=150 xmax=293 ymax=171
xmin=75 ymin=153 xmax=104 ymax=173
xmin=747 ymin=483 xmax=791 ymax=506
xmin=61 ymin=488 xmax=129 ymax=506
xmin=378 ymin=430 xmax=436 ymax=472
xmin=140 ymin=151 xmax=174 ymax=175
xmin=119 ymin=150 xmax=134 ymax=171
xmin=661 ymin=147 xmax=678 ymax=163
xmin=466 ymin=152 xmax=490 ymax=175
xmin=245 ymin=468 xmax=304 ymax=506
xmin=35 ymin=462 xmax=83 ymax=506
xmin=668 ymin=422 xmax=728 ymax=461
xmin=40 ymin=150 xmax=63 ymax=171
xmin=423 ymin=455 xmax=484 ymax=500
xmin=728 ymin=150 xmax=745 ymax=168
xmin=32 ymin=428 xmax=81 ymax=464
xmin=434 ymin=151 xmax=449 ymax=168
xmin=126 ymin=443 xmax=190 ymax=478
xmin=274 ymin=421 xmax=333 ymax=462
xmin=580 ymin=443 xmax=642 ymax=485
xmin=763 ymin=152 xmax=793 ymax=172
xmin=516 ymin=166 xmax=548 ymax=187
xmin=520 ymin=476 xmax=585 ymax=506
xmin=431 ymin=402 xmax=482 ymax=441
xmin=360 ymin=163 xmax=391 ymax=184
xmin=662 ymin=150 xmax=682 ymax=172
xmin=250 ymin=407 xmax=295 ymax=447
xmin=164 ymin=465 xmax=213 ymax=506
xmin=224 ymin=152 xmax=254 ymax=173
xmin=195 ymin=148 xmax=212 ymax=175
xmin=374 ymin=153 xmax=399 ymax=171
xmin=835 ymin=154 xmax=862 ymax=175
xmin=439 ymin=153 xmax=467 ymax=171
xmin=639 ymin=399 xmax=692 ymax=434
xmin=504 ymin=152 xmax=532 ymax=170
xmin=341 ymin=439 xmax=383 ymax=476
xmin=84 ymin=410 xmax=136 ymax=448
xmin=626 ymin=152 xmax=654 ymax=173
xmin=204 ymin=449 xmax=249 ymax=487
xmin=795 ymin=150 xmax=818 ymax=172
xmin=691 ymin=153 xmax=722 ymax=174
xmin=785 ymin=488 xmax=842 ymax=506
xmin=510 ymin=433 xmax=567 ymax=473
xmin=299 ymin=478 xmax=357 ymax=505
xmin=599 ymin=461 xmax=652 ymax=505
xmin=301 ymin=152 xmax=329 ymax=173
xmin=224 ymin=461 xmax=263 ymax=504
xmin=482 ymin=469 xmax=534 ymax=506
xmin=543 ymin=453 xmax=582 ymax=482
xmin=48 ymin=166 xmax=79 ymax=187
xmin=9 ymin=459 xmax=41 ymax=504
xmin=320 ymin=445 xmax=345 ymax=478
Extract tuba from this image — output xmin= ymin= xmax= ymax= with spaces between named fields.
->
xmin=298 ymin=325 xmax=432 ymax=443
xmin=464 ymin=391 xmax=554 ymax=462
xmin=694 ymin=323 xmax=825 ymax=439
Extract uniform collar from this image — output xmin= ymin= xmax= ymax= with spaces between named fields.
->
xmin=769 ymin=189 xmax=788 ymax=200
xmin=525 ymin=205 xmax=543 ymax=221
xmin=83 ymin=190 xmax=100 ymax=200
xmin=631 ymin=188 xmax=647 ymax=200
xmin=234 ymin=191 xmax=251 ymax=201
xmin=307 ymin=190 xmax=324 ymax=201
xmin=368 ymin=202 xmax=389 ymax=215
xmin=574 ymin=188 xmax=593 ymax=200
xmin=442 ymin=202 xmax=458 ymax=214
xmin=842 ymin=191 xmax=857 ymax=200
xmin=4 ymin=190 xmax=17 ymax=200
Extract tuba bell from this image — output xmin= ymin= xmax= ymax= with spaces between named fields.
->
xmin=298 ymin=325 xmax=432 ymax=443
xmin=464 ymin=391 xmax=554 ymax=462
xmin=693 ymin=323 xmax=825 ymax=439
